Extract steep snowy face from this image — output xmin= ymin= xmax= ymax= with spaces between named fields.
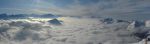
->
xmin=0 ymin=17 xmax=147 ymax=44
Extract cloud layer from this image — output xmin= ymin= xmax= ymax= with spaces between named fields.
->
xmin=0 ymin=17 xmax=149 ymax=44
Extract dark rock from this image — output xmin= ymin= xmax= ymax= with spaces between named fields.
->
xmin=48 ymin=19 xmax=62 ymax=25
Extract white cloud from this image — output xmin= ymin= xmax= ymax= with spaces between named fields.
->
xmin=36 ymin=0 xmax=150 ymax=20
xmin=0 ymin=17 xmax=149 ymax=44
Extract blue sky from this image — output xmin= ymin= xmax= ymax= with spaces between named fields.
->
xmin=0 ymin=0 xmax=150 ymax=21
xmin=0 ymin=0 xmax=35 ymax=8
xmin=0 ymin=0 xmax=98 ymax=14
xmin=0 ymin=0 xmax=71 ymax=14
xmin=0 ymin=0 xmax=99 ymax=8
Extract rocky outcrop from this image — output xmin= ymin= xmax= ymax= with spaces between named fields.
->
xmin=48 ymin=19 xmax=62 ymax=25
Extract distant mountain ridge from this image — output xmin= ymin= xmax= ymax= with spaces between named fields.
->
xmin=0 ymin=13 xmax=58 ymax=20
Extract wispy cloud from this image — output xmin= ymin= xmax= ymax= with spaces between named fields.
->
xmin=0 ymin=0 xmax=149 ymax=20
xmin=39 ymin=0 xmax=150 ymax=20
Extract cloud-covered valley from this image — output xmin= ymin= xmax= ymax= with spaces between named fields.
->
xmin=0 ymin=17 xmax=149 ymax=44
xmin=0 ymin=0 xmax=150 ymax=44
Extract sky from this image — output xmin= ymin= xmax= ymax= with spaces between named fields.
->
xmin=0 ymin=0 xmax=97 ymax=14
xmin=0 ymin=0 xmax=150 ymax=21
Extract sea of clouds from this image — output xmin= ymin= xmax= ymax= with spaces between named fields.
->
xmin=0 ymin=17 xmax=149 ymax=44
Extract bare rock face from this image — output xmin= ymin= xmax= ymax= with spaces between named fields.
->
xmin=100 ymin=18 xmax=115 ymax=24
xmin=48 ymin=19 xmax=62 ymax=25
xmin=127 ymin=21 xmax=145 ymax=29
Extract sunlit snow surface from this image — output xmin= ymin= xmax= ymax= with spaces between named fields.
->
xmin=0 ymin=17 xmax=148 ymax=44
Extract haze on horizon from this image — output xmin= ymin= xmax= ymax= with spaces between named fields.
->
xmin=0 ymin=0 xmax=150 ymax=21
xmin=1 ymin=0 xmax=150 ymax=44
